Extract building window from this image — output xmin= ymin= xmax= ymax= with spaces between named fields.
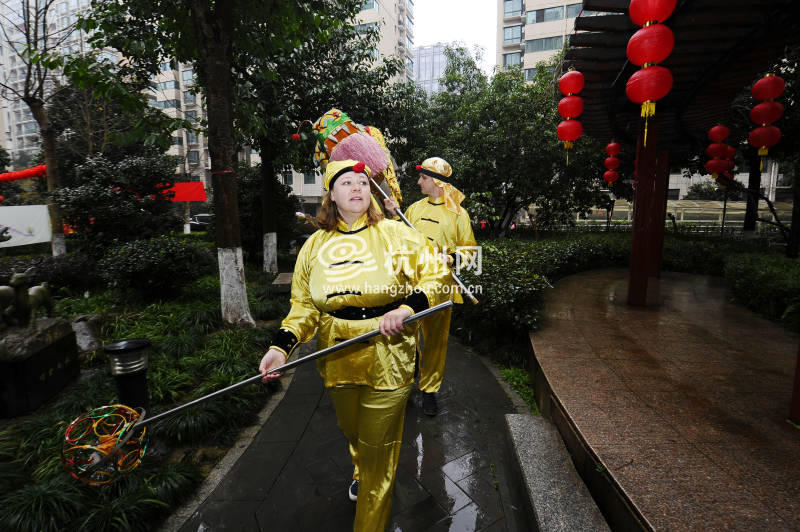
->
xmin=406 ymin=35 xmax=413 ymax=49
xmin=504 ymin=0 xmax=522 ymax=17
xmin=406 ymin=57 xmax=413 ymax=71
xmin=356 ymin=22 xmax=378 ymax=34
xmin=360 ymin=0 xmax=377 ymax=11
xmin=525 ymin=36 xmax=563 ymax=53
xmin=667 ymin=189 xmax=680 ymax=200
xmin=566 ymin=3 xmax=582 ymax=18
xmin=406 ymin=0 xmax=413 ymax=16
xmin=524 ymin=68 xmax=538 ymax=81
xmin=182 ymin=69 xmax=193 ymax=83
xmin=504 ymin=25 xmax=522 ymax=44
xmin=187 ymin=150 xmax=200 ymax=165
xmin=406 ymin=16 xmax=414 ymax=34
xmin=173 ymin=136 xmax=183 ymax=146
xmin=159 ymin=62 xmax=171 ymax=72
xmin=283 ymin=171 xmax=293 ymax=186
xmin=185 ymin=110 xmax=198 ymax=123
xmin=303 ymin=172 xmax=315 ymax=185
xmin=153 ymin=99 xmax=180 ymax=109
xmin=526 ymin=6 xmax=564 ymax=24
xmin=187 ymin=131 xmax=198 ymax=144
xmin=184 ymin=91 xmax=195 ymax=104
xmin=154 ymin=80 xmax=178 ymax=91
xmin=503 ymin=52 xmax=522 ymax=67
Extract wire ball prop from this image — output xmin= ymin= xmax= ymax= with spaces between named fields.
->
xmin=61 ymin=404 xmax=147 ymax=486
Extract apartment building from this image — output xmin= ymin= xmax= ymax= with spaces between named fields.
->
xmin=356 ymin=0 xmax=415 ymax=83
xmin=414 ymin=43 xmax=450 ymax=95
xmin=0 ymin=0 xmax=94 ymax=164
xmin=497 ymin=0 xmax=599 ymax=78
xmin=282 ymin=0 xmax=416 ymax=212
xmin=148 ymin=62 xmax=210 ymax=182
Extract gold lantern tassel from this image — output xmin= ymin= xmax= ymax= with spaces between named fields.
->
xmin=641 ymin=101 xmax=656 ymax=147
xmin=564 ymin=141 xmax=573 ymax=165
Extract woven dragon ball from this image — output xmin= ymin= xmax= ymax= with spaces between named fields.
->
xmin=61 ymin=404 xmax=147 ymax=486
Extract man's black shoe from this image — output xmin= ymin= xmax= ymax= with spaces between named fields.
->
xmin=422 ymin=392 xmax=438 ymax=416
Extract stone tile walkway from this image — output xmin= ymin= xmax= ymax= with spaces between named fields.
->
xmin=172 ymin=336 xmax=531 ymax=531
xmin=531 ymin=268 xmax=800 ymax=531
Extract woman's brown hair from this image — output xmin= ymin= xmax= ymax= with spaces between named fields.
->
xmin=316 ymin=192 xmax=384 ymax=231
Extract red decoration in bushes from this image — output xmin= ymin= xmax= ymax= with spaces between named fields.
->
xmin=626 ymin=24 xmax=674 ymax=66
xmin=0 ymin=164 xmax=46 ymax=182
xmin=0 ymin=195 xmax=4 ymax=202
xmin=291 ymin=133 xmax=300 ymax=141
xmin=750 ymin=101 xmax=784 ymax=125
xmin=558 ymin=95 xmax=584 ymax=119
xmin=751 ymin=74 xmax=785 ymax=101
xmin=708 ymin=125 xmax=730 ymax=142
xmin=629 ymin=0 xmax=677 ymax=26
xmin=604 ymin=157 xmax=620 ymax=170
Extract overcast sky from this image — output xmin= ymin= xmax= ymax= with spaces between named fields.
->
xmin=412 ymin=0 xmax=497 ymax=75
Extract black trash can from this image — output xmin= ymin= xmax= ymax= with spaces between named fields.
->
xmin=104 ymin=339 xmax=151 ymax=413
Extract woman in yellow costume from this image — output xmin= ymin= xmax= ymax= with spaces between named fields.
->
xmin=259 ymin=159 xmax=446 ymax=531
xmin=384 ymin=157 xmax=477 ymax=416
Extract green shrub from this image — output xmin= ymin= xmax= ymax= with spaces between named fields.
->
xmin=98 ymin=235 xmax=215 ymax=299
xmin=725 ymin=253 xmax=800 ymax=331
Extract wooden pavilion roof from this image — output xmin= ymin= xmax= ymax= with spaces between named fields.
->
xmin=563 ymin=0 xmax=798 ymax=158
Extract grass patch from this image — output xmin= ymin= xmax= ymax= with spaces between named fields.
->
xmin=499 ymin=366 xmax=540 ymax=415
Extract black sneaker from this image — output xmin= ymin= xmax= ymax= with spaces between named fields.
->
xmin=348 ymin=479 xmax=358 ymax=502
xmin=422 ymin=392 xmax=438 ymax=416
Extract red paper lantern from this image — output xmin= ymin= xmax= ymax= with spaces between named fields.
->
xmin=719 ymin=159 xmax=735 ymax=171
xmin=752 ymin=74 xmax=785 ymax=101
xmin=558 ymin=70 xmax=585 ymax=95
xmin=708 ymin=125 xmax=730 ymax=142
xmin=749 ymin=101 xmax=783 ymax=125
xmin=605 ymin=142 xmax=621 ymax=156
xmin=557 ymin=120 xmax=583 ymax=143
xmin=626 ymin=65 xmax=673 ymax=113
xmin=626 ymin=24 xmax=674 ymax=66
xmin=629 ymin=0 xmax=677 ymax=26
xmin=558 ymin=95 xmax=584 ymax=119
xmin=705 ymin=143 xmax=728 ymax=159
xmin=604 ymin=157 xmax=620 ymax=170
xmin=725 ymin=145 xmax=736 ymax=159
xmin=705 ymin=159 xmax=728 ymax=175
xmin=603 ymin=170 xmax=620 ymax=184
xmin=0 ymin=195 xmax=4 ymax=202
xmin=748 ymin=125 xmax=781 ymax=155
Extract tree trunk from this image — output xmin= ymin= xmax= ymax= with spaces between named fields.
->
xmin=28 ymin=100 xmax=66 ymax=257
xmin=192 ymin=0 xmax=254 ymax=327
xmin=260 ymin=141 xmax=278 ymax=273
xmin=743 ymin=153 xmax=761 ymax=237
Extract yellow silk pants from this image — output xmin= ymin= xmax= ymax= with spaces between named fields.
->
xmin=328 ymin=384 xmax=411 ymax=532
xmin=418 ymin=306 xmax=452 ymax=393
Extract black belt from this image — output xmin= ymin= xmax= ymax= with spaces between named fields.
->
xmin=328 ymin=300 xmax=402 ymax=320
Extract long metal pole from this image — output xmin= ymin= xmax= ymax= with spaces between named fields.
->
xmin=369 ymin=177 xmax=479 ymax=304
xmin=138 ymin=301 xmax=453 ymax=427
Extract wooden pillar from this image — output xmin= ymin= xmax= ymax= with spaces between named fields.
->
xmin=790 ymin=342 xmax=800 ymax=424
xmin=648 ymin=148 xmax=670 ymax=279
xmin=628 ymin=117 xmax=659 ymax=306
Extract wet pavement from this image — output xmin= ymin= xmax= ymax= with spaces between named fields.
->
xmin=172 ymin=336 xmax=531 ymax=532
xmin=531 ymin=268 xmax=800 ymax=531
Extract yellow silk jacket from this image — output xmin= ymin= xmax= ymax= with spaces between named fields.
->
xmin=404 ymin=198 xmax=477 ymax=304
xmin=275 ymin=214 xmax=448 ymax=390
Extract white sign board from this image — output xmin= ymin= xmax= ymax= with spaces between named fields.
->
xmin=0 ymin=205 xmax=52 ymax=248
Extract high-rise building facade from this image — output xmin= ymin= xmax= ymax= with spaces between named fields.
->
xmin=496 ymin=0 xmax=599 ymax=79
xmin=413 ymin=43 xmax=450 ymax=95
xmin=356 ymin=0 xmax=415 ymax=83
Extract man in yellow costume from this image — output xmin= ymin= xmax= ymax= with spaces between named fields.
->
xmin=384 ymin=157 xmax=477 ymax=416
xmin=259 ymin=159 xmax=447 ymax=531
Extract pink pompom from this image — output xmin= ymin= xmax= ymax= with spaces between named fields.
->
xmin=330 ymin=133 xmax=388 ymax=173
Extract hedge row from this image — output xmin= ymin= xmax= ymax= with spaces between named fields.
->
xmin=454 ymin=234 xmax=797 ymax=366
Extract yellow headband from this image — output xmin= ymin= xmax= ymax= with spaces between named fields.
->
xmin=324 ymin=159 xmax=371 ymax=190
